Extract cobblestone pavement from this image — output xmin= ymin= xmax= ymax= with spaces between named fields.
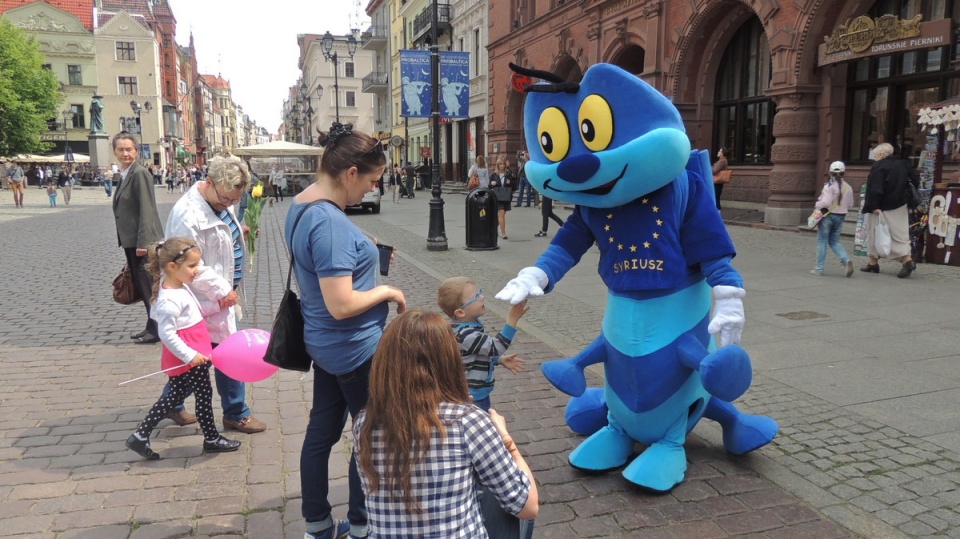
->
xmin=0 ymin=185 xmax=959 ymax=537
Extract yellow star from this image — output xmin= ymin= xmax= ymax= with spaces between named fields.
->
xmin=656 ymin=219 xmax=663 ymax=226
xmin=609 ymin=237 xmax=614 ymax=243
xmin=652 ymin=206 xmax=659 ymax=213
xmin=607 ymin=213 xmax=614 ymax=219
xmin=604 ymin=225 xmax=610 ymax=231
xmin=643 ymin=241 xmax=651 ymax=248
xmin=642 ymin=198 xmax=649 ymax=204
xmin=617 ymin=243 xmax=623 ymax=250
xmin=630 ymin=245 xmax=637 ymax=252
xmin=653 ymin=232 xmax=660 ymax=239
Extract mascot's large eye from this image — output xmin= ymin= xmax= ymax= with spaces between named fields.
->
xmin=537 ymin=107 xmax=570 ymax=162
xmin=578 ymin=95 xmax=614 ymax=152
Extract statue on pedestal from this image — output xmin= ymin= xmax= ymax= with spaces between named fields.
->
xmin=89 ymin=94 xmax=106 ymax=135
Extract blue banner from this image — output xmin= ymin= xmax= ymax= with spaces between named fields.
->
xmin=400 ymin=50 xmax=432 ymax=118
xmin=439 ymin=51 xmax=470 ymax=119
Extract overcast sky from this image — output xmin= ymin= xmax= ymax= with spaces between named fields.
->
xmin=167 ymin=0 xmax=367 ymax=134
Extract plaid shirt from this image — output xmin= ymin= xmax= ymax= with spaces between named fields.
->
xmin=353 ymin=403 xmax=531 ymax=538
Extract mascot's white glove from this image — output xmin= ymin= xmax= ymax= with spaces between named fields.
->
xmin=496 ymin=267 xmax=549 ymax=305
xmin=707 ymin=285 xmax=746 ymax=347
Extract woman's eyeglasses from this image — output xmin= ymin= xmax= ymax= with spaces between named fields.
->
xmin=459 ymin=288 xmax=483 ymax=310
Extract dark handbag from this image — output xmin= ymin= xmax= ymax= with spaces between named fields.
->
xmin=112 ymin=264 xmax=141 ymax=305
xmin=263 ymin=200 xmax=332 ymax=372
xmin=906 ymin=182 xmax=921 ymax=209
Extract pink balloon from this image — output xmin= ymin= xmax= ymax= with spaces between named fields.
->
xmin=211 ymin=329 xmax=278 ymax=382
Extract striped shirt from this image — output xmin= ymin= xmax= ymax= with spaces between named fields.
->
xmin=216 ymin=208 xmax=243 ymax=287
xmin=353 ymin=403 xmax=531 ymax=538
xmin=453 ymin=320 xmax=516 ymax=402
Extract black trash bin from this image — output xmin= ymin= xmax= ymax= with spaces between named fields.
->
xmin=465 ymin=188 xmax=499 ymax=250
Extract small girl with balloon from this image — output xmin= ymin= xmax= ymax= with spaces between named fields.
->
xmin=125 ymin=237 xmax=241 ymax=460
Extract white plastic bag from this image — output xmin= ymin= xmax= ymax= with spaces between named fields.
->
xmin=874 ymin=212 xmax=891 ymax=257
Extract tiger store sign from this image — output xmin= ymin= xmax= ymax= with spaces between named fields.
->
xmin=818 ymin=14 xmax=952 ymax=66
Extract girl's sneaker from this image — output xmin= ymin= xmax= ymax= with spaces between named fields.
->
xmin=203 ymin=435 xmax=241 ymax=453
xmin=305 ymin=520 xmax=350 ymax=539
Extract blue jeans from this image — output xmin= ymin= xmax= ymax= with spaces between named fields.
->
xmin=302 ymin=360 xmax=370 ymax=533
xmin=815 ymin=213 xmax=849 ymax=273
xmin=163 ymin=342 xmax=250 ymax=421
xmin=514 ymin=177 xmax=537 ymax=206
xmin=103 ymin=180 xmax=113 ymax=197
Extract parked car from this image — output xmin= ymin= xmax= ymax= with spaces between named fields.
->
xmin=347 ymin=179 xmax=381 ymax=213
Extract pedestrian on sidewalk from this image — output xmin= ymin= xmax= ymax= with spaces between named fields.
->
xmin=513 ymin=150 xmax=537 ymax=207
xmin=861 ymin=142 xmax=919 ymax=278
xmin=57 ymin=166 xmax=72 ymax=206
xmin=389 ymin=163 xmax=402 ymax=203
xmin=6 ymin=161 xmax=25 ymax=208
xmin=45 ymin=176 xmax=57 ymax=207
xmin=403 ymin=162 xmax=416 ymax=198
xmin=270 ymin=164 xmax=286 ymax=202
xmin=809 ymin=161 xmax=854 ymax=277
xmin=489 ymin=156 xmax=516 ymax=239
xmin=712 ymin=147 xmax=729 ymax=211
xmin=354 ymin=309 xmax=538 ymax=539
xmin=437 ymin=276 xmax=527 ymax=412
xmin=124 ymin=237 xmax=241 ymax=460
xmin=535 ymin=195 xmax=565 ymax=237
xmin=467 ymin=155 xmax=490 ymax=189
xmin=163 ymin=154 xmax=266 ymax=434
xmin=112 ymin=133 xmax=164 ymax=344
xmin=287 ymin=122 xmax=405 ymax=539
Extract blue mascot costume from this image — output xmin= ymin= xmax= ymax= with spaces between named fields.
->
xmin=497 ymin=63 xmax=778 ymax=493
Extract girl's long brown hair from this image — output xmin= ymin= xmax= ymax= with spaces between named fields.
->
xmin=357 ymin=309 xmax=470 ymax=512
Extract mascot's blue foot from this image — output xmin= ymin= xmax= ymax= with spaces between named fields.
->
xmin=564 ymin=388 xmax=608 ymax=436
xmin=622 ymin=442 xmax=687 ymax=493
xmin=568 ymin=425 xmax=633 ymax=471
xmin=704 ymin=398 xmax=778 ymax=454
xmin=722 ymin=413 xmax=778 ymax=455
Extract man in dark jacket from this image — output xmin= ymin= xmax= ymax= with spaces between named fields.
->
xmin=112 ymin=132 xmax=164 ymax=342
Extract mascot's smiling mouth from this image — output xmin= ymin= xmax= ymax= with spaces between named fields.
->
xmin=544 ymin=164 xmax=628 ymax=196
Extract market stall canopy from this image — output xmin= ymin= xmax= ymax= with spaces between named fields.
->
xmin=232 ymin=140 xmax=323 ymax=157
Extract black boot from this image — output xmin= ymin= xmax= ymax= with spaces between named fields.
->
xmin=125 ymin=434 xmax=159 ymax=460
xmin=203 ymin=435 xmax=241 ymax=453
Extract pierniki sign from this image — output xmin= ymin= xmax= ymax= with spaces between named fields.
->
xmin=818 ymin=15 xmax=952 ymax=66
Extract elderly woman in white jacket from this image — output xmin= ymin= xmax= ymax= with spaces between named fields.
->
xmin=161 ymin=154 xmax=267 ymax=434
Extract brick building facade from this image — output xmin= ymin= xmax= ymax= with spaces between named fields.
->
xmin=487 ymin=0 xmax=960 ymax=225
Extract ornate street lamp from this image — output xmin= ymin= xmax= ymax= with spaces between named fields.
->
xmin=320 ymin=31 xmax=357 ymax=124
xmin=426 ymin=2 xmax=447 ymax=251
xmin=61 ymin=109 xmax=75 ymax=162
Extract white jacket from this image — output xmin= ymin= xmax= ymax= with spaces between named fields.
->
xmin=165 ymin=183 xmax=246 ymax=343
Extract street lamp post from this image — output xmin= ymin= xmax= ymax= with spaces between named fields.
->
xmin=61 ymin=110 xmax=75 ymax=163
xmin=321 ymin=31 xmax=357 ymax=124
xmin=426 ymin=1 xmax=448 ymax=251
xmin=129 ymin=100 xmax=152 ymax=164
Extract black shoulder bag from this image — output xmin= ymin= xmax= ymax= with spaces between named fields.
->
xmin=263 ymin=199 xmax=334 ymax=372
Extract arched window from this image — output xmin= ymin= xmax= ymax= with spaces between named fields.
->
xmin=844 ymin=0 xmax=960 ymax=165
xmin=714 ymin=17 xmax=774 ymax=165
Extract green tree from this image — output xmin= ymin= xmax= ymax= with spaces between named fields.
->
xmin=0 ymin=18 xmax=61 ymax=156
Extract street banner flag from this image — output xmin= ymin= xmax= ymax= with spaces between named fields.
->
xmin=400 ymin=50 xmax=431 ymax=118
xmin=439 ymin=51 xmax=470 ymax=119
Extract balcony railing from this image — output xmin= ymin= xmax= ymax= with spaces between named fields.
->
xmin=412 ymin=4 xmax=451 ymax=44
xmin=361 ymin=25 xmax=388 ymax=50
xmin=362 ymin=71 xmax=389 ymax=93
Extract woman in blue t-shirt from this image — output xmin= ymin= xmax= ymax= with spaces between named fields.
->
xmin=285 ymin=122 xmax=406 ymax=539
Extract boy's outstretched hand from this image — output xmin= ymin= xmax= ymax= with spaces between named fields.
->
xmin=498 ymin=353 xmax=526 ymax=374
xmin=506 ymin=299 xmax=529 ymax=327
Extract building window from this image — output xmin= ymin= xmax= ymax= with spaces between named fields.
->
xmin=119 ymin=76 xmax=138 ymax=95
xmin=68 ymin=65 xmax=82 ymax=86
xmin=42 ymin=63 xmax=51 ymax=70
xmin=714 ymin=17 xmax=774 ymax=165
xmin=346 ymin=91 xmax=356 ymax=107
xmin=843 ymin=0 xmax=960 ymax=165
xmin=346 ymin=62 xmax=355 ymax=78
xmin=70 ymin=104 xmax=85 ymax=128
xmin=116 ymin=41 xmax=135 ymax=61
xmin=474 ymin=29 xmax=480 ymax=77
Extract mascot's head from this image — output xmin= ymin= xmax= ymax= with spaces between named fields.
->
xmin=513 ymin=63 xmax=691 ymax=208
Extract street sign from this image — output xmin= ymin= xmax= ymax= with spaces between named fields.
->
xmin=511 ymin=72 xmax=533 ymax=93
xmin=420 ymin=147 xmax=431 ymax=159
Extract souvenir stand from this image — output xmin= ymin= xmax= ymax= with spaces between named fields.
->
xmin=917 ymin=101 xmax=960 ymax=266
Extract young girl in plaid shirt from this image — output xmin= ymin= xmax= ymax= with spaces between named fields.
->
xmin=354 ymin=310 xmax=538 ymax=538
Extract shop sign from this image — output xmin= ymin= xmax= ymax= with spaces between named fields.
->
xmin=818 ymin=15 xmax=952 ymax=66
xmin=40 ymin=133 xmax=67 ymax=141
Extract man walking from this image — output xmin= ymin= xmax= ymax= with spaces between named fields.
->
xmin=6 ymin=161 xmax=25 ymax=208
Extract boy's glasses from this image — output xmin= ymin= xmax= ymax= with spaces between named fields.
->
xmin=459 ymin=288 xmax=483 ymax=310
